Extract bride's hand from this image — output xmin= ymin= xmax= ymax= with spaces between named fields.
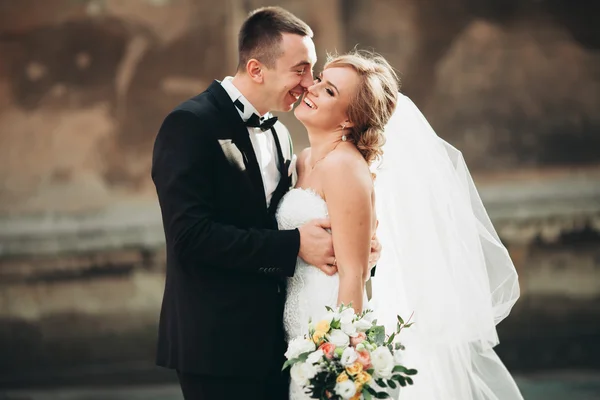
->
xmin=298 ymin=218 xmax=337 ymax=276
xmin=369 ymin=233 xmax=382 ymax=270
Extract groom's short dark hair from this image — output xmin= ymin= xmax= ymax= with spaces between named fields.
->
xmin=238 ymin=6 xmax=313 ymax=71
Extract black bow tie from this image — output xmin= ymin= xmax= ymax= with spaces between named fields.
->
xmin=234 ymin=99 xmax=278 ymax=132
xmin=245 ymin=114 xmax=278 ymax=132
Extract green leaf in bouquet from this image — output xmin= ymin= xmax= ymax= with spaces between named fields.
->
xmin=367 ymin=325 xmax=386 ymax=346
xmin=394 ymin=342 xmax=405 ymax=351
xmin=325 ymin=305 xmax=334 ymax=312
xmin=281 ymin=358 xmax=295 ymax=371
xmin=392 ymin=375 xmax=407 ymax=387
xmin=387 ymin=379 xmax=397 ymax=389
xmin=387 ymin=332 xmax=397 ymax=345
xmin=374 ymin=392 xmax=391 ymax=399
xmin=363 ymin=389 xmax=373 ymax=400
xmin=397 ymin=315 xmax=404 ymax=325
xmin=281 ymin=351 xmax=311 ymax=371
xmin=375 ymin=378 xmax=387 ymax=388
xmin=331 ymin=319 xmax=341 ymax=329
xmin=392 ymin=365 xmax=409 ymax=374
xmin=367 ymin=368 xmax=375 ymax=375
xmin=404 ymin=322 xmax=414 ymax=329
xmin=366 ymin=386 xmax=378 ymax=395
xmin=406 ymin=377 xmax=414 ymax=385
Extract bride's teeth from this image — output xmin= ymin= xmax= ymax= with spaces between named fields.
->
xmin=304 ymin=98 xmax=316 ymax=109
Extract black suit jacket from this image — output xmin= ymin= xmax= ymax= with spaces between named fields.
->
xmin=152 ymin=81 xmax=300 ymax=377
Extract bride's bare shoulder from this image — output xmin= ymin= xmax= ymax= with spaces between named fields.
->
xmin=320 ymin=146 xmax=373 ymax=194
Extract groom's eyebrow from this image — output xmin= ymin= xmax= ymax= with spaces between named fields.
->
xmin=291 ymin=60 xmax=311 ymax=69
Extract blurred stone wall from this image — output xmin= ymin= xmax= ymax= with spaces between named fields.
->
xmin=0 ymin=0 xmax=599 ymax=387
xmin=0 ymin=0 xmax=598 ymax=215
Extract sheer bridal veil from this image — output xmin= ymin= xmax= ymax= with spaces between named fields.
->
xmin=370 ymin=94 xmax=524 ymax=399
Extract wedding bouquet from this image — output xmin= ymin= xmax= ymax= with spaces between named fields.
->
xmin=283 ymin=304 xmax=417 ymax=399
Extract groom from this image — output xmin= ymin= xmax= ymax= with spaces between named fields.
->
xmin=152 ymin=6 xmax=378 ymax=400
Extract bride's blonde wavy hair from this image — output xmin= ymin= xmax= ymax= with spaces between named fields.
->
xmin=325 ymin=51 xmax=399 ymax=165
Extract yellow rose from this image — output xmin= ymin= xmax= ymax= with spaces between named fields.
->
xmin=345 ymin=361 xmax=363 ymax=376
xmin=355 ymin=371 xmax=372 ymax=385
xmin=336 ymin=371 xmax=349 ymax=383
xmin=315 ymin=319 xmax=331 ymax=333
xmin=312 ymin=330 xmax=326 ymax=345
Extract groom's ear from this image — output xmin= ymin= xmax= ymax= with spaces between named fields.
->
xmin=246 ymin=59 xmax=264 ymax=83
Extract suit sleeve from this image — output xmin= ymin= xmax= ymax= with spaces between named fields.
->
xmin=152 ymin=110 xmax=299 ymax=277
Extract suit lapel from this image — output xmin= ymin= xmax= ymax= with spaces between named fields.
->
xmin=207 ymin=81 xmax=267 ymax=208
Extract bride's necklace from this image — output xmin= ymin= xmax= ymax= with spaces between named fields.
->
xmin=310 ymin=140 xmax=343 ymax=170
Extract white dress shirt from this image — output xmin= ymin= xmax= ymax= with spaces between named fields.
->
xmin=221 ymin=77 xmax=281 ymax=207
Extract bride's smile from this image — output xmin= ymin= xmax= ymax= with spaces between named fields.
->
xmin=294 ymin=67 xmax=358 ymax=134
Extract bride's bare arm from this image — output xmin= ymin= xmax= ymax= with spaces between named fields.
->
xmin=321 ymin=151 xmax=374 ymax=313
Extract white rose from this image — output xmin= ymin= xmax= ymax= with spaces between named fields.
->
xmin=327 ymin=329 xmax=350 ymax=348
xmin=306 ymin=349 xmax=325 ymax=365
xmin=341 ymin=321 xmax=357 ymax=336
xmin=323 ymin=311 xmax=336 ymax=324
xmin=339 ymin=308 xmax=355 ymax=325
xmin=371 ymin=347 xmax=395 ymax=379
xmin=353 ymin=318 xmax=372 ymax=332
xmin=290 ymin=361 xmax=319 ymax=387
xmin=341 ymin=346 xmax=358 ymax=366
xmin=285 ymin=337 xmax=316 ymax=360
xmin=334 ymin=380 xmax=357 ymax=399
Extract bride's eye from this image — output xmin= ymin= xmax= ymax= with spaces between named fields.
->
xmin=314 ymin=76 xmax=322 ymax=83
xmin=326 ymin=88 xmax=334 ymax=96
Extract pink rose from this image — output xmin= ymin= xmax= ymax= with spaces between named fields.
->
xmin=350 ymin=332 xmax=367 ymax=347
xmin=319 ymin=342 xmax=336 ymax=359
xmin=356 ymin=349 xmax=372 ymax=369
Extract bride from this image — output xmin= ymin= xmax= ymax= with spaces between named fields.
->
xmin=276 ymin=51 xmax=524 ymax=399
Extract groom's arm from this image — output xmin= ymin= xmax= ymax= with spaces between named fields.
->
xmin=152 ymin=109 xmax=299 ymax=277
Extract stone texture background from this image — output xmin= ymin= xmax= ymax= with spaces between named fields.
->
xmin=0 ymin=0 xmax=598 ymax=215
xmin=0 ymin=0 xmax=599 ymax=388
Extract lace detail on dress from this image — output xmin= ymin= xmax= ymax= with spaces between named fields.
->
xmin=277 ymin=189 xmax=332 ymax=343
xmin=277 ymin=188 xmax=368 ymax=400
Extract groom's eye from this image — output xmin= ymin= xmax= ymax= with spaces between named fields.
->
xmin=314 ymin=77 xmax=322 ymax=83
xmin=296 ymin=68 xmax=306 ymax=75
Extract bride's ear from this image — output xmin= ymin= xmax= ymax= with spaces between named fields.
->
xmin=342 ymin=119 xmax=354 ymax=129
xmin=246 ymin=59 xmax=264 ymax=83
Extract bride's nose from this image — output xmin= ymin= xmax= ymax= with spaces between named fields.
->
xmin=307 ymin=83 xmax=319 ymax=96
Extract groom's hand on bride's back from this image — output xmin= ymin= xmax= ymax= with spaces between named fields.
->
xmin=298 ymin=218 xmax=337 ymax=276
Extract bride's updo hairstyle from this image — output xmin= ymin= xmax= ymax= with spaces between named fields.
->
xmin=325 ymin=51 xmax=399 ymax=165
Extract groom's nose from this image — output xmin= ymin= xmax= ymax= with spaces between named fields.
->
xmin=300 ymin=69 xmax=314 ymax=89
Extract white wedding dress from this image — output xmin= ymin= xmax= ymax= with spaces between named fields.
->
xmin=276 ymin=94 xmax=523 ymax=400
xmin=277 ymin=187 xmax=370 ymax=400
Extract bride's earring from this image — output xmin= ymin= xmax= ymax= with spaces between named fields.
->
xmin=341 ymin=134 xmax=347 ymax=142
